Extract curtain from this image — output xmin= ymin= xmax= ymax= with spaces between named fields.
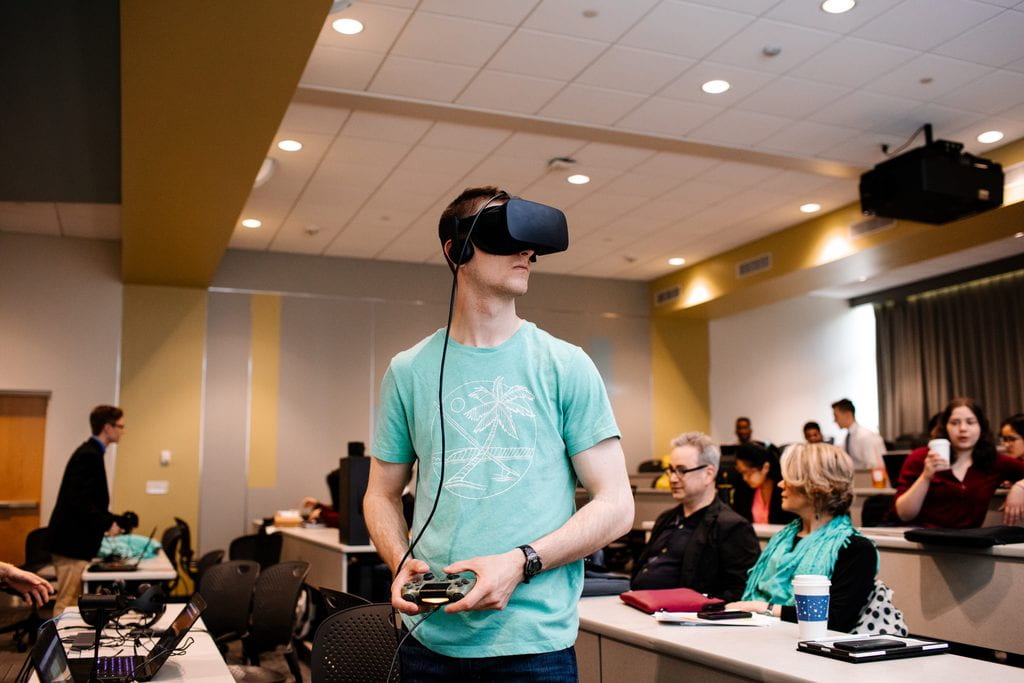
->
xmin=875 ymin=270 xmax=1024 ymax=439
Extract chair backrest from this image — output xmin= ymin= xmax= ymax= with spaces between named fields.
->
xmin=161 ymin=526 xmax=182 ymax=568
xmin=195 ymin=549 xmax=225 ymax=582
xmin=247 ymin=561 xmax=310 ymax=654
xmin=173 ymin=516 xmax=194 ymax=566
xmin=310 ymin=603 xmax=398 ymax=683
xmin=198 ymin=560 xmax=260 ymax=640
xmin=229 ymin=532 xmax=283 ymax=569
xmin=318 ymin=587 xmax=370 ymax=616
xmin=24 ymin=527 xmax=52 ymax=571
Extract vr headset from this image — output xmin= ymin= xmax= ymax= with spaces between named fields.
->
xmin=438 ymin=191 xmax=569 ymax=267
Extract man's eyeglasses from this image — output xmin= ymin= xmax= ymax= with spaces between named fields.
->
xmin=663 ymin=464 xmax=709 ymax=477
xmin=111 ymin=422 xmax=126 ymax=429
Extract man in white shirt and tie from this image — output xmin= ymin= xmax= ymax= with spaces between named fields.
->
xmin=831 ymin=398 xmax=886 ymax=471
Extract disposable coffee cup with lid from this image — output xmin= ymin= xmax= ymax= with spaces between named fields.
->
xmin=792 ymin=574 xmax=831 ymax=640
xmin=928 ymin=438 xmax=951 ymax=466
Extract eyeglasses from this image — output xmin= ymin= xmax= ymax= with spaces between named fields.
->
xmin=111 ymin=422 xmax=126 ymax=429
xmin=1001 ymin=434 xmax=1021 ymax=443
xmin=663 ymin=464 xmax=709 ymax=477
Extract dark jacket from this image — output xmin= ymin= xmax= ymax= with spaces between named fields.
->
xmin=47 ymin=438 xmax=114 ymax=560
xmin=731 ymin=482 xmax=798 ymax=526
xmin=631 ymin=497 xmax=760 ymax=602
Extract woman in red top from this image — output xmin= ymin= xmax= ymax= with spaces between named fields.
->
xmin=894 ymin=398 xmax=1024 ymax=528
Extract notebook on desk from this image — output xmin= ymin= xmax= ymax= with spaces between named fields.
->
xmin=30 ymin=592 xmax=207 ymax=683
xmin=89 ymin=527 xmax=157 ymax=572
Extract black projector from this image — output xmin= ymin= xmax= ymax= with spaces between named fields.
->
xmin=859 ymin=139 xmax=1003 ymax=225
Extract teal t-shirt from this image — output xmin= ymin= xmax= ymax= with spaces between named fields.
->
xmin=372 ymin=321 xmax=620 ymax=658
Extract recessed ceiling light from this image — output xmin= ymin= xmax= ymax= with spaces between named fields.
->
xmin=701 ymin=79 xmax=730 ymax=95
xmin=800 ymin=203 xmax=821 ymax=213
xmin=241 ymin=218 xmax=262 ymax=229
xmin=277 ymin=139 xmax=303 ymax=152
xmin=821 ymin=0 xmax=856 ymax=14
xmin=858 ymin=275 xmax=867 ymax=282
xmin=1015 ymin=232 xmax=1024 ymax=239
xmin=668 ymin=257 xmax=686 ymax=266
xmin=977 ymin=130 xmax=1004 ymax=144
xmin=567 ymin=174 xmax=590 ymax=185
xmin=332 ymin=18 xmax=364 ymax=35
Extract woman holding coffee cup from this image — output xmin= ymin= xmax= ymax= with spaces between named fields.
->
xmin=727 ymin=443 xmax=878 ymax=633
xmin=893 ymin=398 xmax=1024 ymax=528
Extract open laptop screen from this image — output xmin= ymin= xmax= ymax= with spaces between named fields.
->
xmin=133 ymin=592 xmax=207 ymax=681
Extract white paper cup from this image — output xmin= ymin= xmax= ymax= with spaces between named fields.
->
xmin=792 ymin=574 xmax=831 ymax=640
xmin=928 ymin=438 xmax=951 ymax=466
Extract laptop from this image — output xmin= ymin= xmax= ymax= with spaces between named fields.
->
xmin=89 ymin=527 xmax=157 ymax=573
xmin=30 ymin=593 xmax=207 ymax=683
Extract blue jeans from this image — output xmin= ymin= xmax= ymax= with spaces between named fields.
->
xmin=400 ymin=635 xmax=578 ymax=682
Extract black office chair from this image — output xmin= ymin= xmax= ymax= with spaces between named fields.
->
xmin=241 ymin=561 xmax=310 ymax=683
xmin=318 ymin=587 xmax=370 ymax=616
xmin=198 ymin=559 xmax=260 ymax=649
xmin=172 ymin=516 xmax=224 ymax=588
xmin=160 ymin=525 xmax=183 ymax=593
xmin=310 ymin=603 xmax=399 ymax=683
xmin=0 ymin=527 xmax=51 ymax=651
xmin=230 ymin=532 xmax=283 ymax=570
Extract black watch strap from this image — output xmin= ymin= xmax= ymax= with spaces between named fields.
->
xmin=518 ymin=544 xmax=542 ymax=583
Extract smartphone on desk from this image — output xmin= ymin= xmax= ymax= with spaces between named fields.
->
xmin=697 ymin=610 xmax=752 ymax=620
xmin=833 ymin=638 xmax=906 ymax=652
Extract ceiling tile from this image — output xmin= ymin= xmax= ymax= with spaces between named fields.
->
xmin=391 ymin=12 xmax=512 ymax=66
xmin=486 ymin=29 xmax=607 ymax=81
xmin=862 ymin=53 xmax=994 ymax=100
xmin=659 ymin=61 xmax=776 ymax=106
xmin=597 ymin=171 xmax=686 ymax=198
xmin=695 ymin=160 xmax=783 ymax=188
xmin=871 ymin=103 xmax=984 ymax=139
xmin=266 ymin=215 xmax=347 ymax=255
xmin=341 ymin=111 xmax=432 ymax=143
xmin=575 ymin=46 xmax=695 ymax=95
xmin=787 ymin=37 xmax=918 ymax=88
xmin=933 ymin=9 xmax=1024 ymax=66
xmin=316 ymin=4 xmax=413 ymax=53
xmin=369 ymin=55 xmax=478 ymax=101
xmin=565 ymin=194 xmax=643 ymax=222
xmin=306 ymin=162 xmax=392 ymax=196
xmin=756 ymin=169 xmax=839 ymax=196
xmin=456 ymin=70 xmax=566 ymax=113
xmin=300 ymin=45 xmax=384 ymax=91
xmin=764 ymin=0 xmax=898 ymax=33
xmin=492 ymin=131 xmax=586 ymax=160
xmin=464 ymin=154 xmax=550 ymax=188
xmin=573 ymin=142 xmax=657 ymax=171
xmin=399 ymin=145 xmax=486 ymax=176
xmin=657 ymin=181 xmax=736 ymax=211
xmin=736 ymin=76 xmax=850 ymax=118
xmin=419 ymin=122 xmax=512 ymax=152
xmin=355 ymin=0 xmax=418 ymax=9
xmin=278 ymin=103 xmax=351 ymax=136
xmin=55 ymin=203 xmax=120 ymax=239
xmin=417 ymin=0 xmax=539 ymax=25
xmin=758 ymin=120 xmax=859 ymax=155
xmin=852 ymin=0 xmax=1002 ymax=50
xmin=819 ymin=131 xmax=908 ymax=165
xmin=616 ymin=97 xmax=723 ymax=137
xmin=950 ymin=117 xmax=1024 ymax=155
xmin=619 ymin=2 xmax=755 ymax=60
xmin=932 ymin=69 xmax=1024 ymax=114
xmin=808 ymin=90 xmax=921 ymax=130
xmin=0 ymin=202 xmax=60 ymax=235
xmin=685 ymin=0 xmax=780 ymax=12
xmin=705 ymin=18 xmax=838 ymax=74
xmin=539 ymin=84 xmax=646 ymax=125
xmin=523 ymin=0 xmax=660 ymax=42
xmin=387 ymin=167 xmax=463 ymax=197
xmin=629 ymin=152 xmax=721 ymax=179
xmin=324 ymin=136 xmax=413 ymax=169
xmin=688 ymin=108 xmax=792 ymax=146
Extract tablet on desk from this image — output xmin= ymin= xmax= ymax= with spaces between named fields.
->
xmin=798 ymin=634 xmax=948 ymax=663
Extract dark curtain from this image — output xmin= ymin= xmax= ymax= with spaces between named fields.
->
xmin=875 ymin=270 xmax=1024 ymax=439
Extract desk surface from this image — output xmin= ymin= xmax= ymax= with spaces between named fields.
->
xmin=578 ymin=596 xmax=1014 ymax=682
xmin=269 ymin=525 xmax=375 ymax=553
xmin=82 ymin=548 xmax=178 ymax=583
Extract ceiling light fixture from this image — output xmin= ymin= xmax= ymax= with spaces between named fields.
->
xmin=701 ymin=79 xmax=730 ymax=94
xmin=977 ymin=130 xmax=1004 ymax=144
xmin=332 ymin=18 xmax=364 ymax=35
xmin=800 ymin=203 xmax=822 ymax=213
xmin=858 ymin=275 xmax=867 ymax=282
xmin=567 ymin=174 xmax=590 ymax=185
xmin=277 ymin=139 xmax=303 ymax=152
xmin=254 ymin=157 xmax=277 ymax=188
xmin=668 ymin=257 xmax=686 ymax=266
xmin=821 ymin=0 xmax=856 ymax=14
xmin=1015 ymin=232 xmax=1024 ymax=239
xmin=241 ymin=218 xmax=262 ymax=229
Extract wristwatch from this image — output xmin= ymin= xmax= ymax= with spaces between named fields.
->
xmin=518 ymin=544 xmax=542 ymax=583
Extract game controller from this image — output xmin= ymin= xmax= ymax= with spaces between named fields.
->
xmin=401 ymin=569 xmax=476 ymax=607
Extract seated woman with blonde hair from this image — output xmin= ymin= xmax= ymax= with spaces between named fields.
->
xmin=728 ymin=443 xmax=878 ymax=633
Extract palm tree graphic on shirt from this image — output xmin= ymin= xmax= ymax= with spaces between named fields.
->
xmin=438 ymin=376 xmax=536 ymax=498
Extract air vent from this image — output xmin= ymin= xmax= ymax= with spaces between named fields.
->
xmin=849 ymin=216 xmax=895 ymax=239
xmin=653 ymin=286 xmax=680 ymax=306
xmin=736 ymin=253 xmax=772 ymax=279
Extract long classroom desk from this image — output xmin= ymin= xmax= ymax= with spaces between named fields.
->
xmin=271 ymin=525 xmax=376 ymax=593
xmin=576 ymin=595 xmax=1017 ymax=682
xmin=754 ymin=524 xmax=1024 ymax=655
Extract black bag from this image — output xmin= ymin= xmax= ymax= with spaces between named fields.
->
xmin=903 ymin=525 xmax=1024 ymax=548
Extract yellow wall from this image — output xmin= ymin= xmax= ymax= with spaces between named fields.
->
xmin=115 ymin=285 xmax=206 ymax=558
xmin=248 ymin=294 xmax=281 ymax=488
xmin=651 ymin=316 xmax=710 ymax=451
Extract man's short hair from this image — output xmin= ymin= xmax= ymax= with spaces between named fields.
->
xmin=803 ymin=421 xmax=821 ymax=432
xmin=670 ymin=431 xmax=720 ymax=470
xmin=90 ymin=405 xmax=123 ymax=436
xmin=831 ymin=398 xmax=855 ymax=415
xmin=735 ymin=416 xmax=751 ymax=425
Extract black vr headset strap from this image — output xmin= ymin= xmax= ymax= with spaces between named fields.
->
xmin=446 ymin=191 xmax=509 ymax=267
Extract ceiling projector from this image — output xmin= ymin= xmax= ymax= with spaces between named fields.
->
xmin=859 ymin=125 xmax=1004 ymax=225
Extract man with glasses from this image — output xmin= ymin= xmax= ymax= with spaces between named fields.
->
xmin=47 ymin=405 xmax=126 ymax=614
xmin=630 ymin=432 xmax=760 ymax=601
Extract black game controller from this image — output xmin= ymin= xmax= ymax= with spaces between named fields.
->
xmin=401 ymin=570 xmax=476 ymax=607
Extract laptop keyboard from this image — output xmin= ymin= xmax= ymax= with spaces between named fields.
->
xmin=94 ymin=656 xmax=136 ymax=682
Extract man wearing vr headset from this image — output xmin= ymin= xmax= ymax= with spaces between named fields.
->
xmin=366 ymin=187 xmax=633 ymax=679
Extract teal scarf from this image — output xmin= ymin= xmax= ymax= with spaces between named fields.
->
xmin=742 ymin=515 xmax=860 ymax=605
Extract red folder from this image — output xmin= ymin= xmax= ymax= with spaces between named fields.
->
xmin=619 ymin=587 xmax=726 ymax=614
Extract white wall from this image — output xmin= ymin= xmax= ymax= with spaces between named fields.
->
xmin=709 ymin=294 xmax=879 ymax=448
xmin=0 ymin=233 xmax=123 ymax=521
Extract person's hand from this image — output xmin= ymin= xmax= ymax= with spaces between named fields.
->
xmin=301 ymin=496 xmax=319 ymax=510
xmin=105 ymin=521 xmax=123 ymax=536
xmin=0 ymin=563 xmax=55 ymax=608
xmin=1002 ymin=482 xmax=1024 ymax=526
xmin=442 ymin=549 xmax=523 ymax=614
xmin=390 ymin=558 xmax=431 ymax=616
xmin=920 ymin=450 xmax=950 ymax=479
xmin=726 ymin=600 xmax=772 ymax=616
xmin=308 ymin=507 xmax=322 ymax=522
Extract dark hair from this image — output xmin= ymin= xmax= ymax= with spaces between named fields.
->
xmin=938 ymin=397 xmax=997 ymax=470
xmin=89 ymin=405 xmax=123 ymax=436
xmin=1002 ymin=413 xmax=1024 ymax=437
xmin=803 ymin=421 xmax=821 ymax=432
xmin=735 ymin=443 xmax=782 ymax=484
xmin=735 ymin=416 xmax=751 ymax=426
xmin=831 ymin=398 xmax=855 ymax=414
xmin=438 ymin=186 xmax=504 ymax=272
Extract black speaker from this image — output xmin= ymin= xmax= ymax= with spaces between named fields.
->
xmin=337 ymin=456 xmax=371 ymax=545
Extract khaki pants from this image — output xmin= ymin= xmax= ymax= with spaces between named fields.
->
xmin=52 ymin=554 xmax=89 ymax=615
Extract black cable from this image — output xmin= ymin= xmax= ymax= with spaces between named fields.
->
xmin=386 ymin=609 xmax=438 ymax=682
xmin=881 ymin=123 xmax=931 ymax=157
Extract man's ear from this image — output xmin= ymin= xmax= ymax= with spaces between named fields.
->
xmin=443 ymin=238 xmax=455 ymax=266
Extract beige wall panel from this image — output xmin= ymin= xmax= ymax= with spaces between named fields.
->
xmin=651 ymin=316 xmax=710 ymax=455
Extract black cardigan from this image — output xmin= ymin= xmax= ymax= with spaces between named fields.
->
xmin=47 ymin=439 xmax=115 ymax=560
xmin=731 ymin=481 xmax=798 ymax=526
